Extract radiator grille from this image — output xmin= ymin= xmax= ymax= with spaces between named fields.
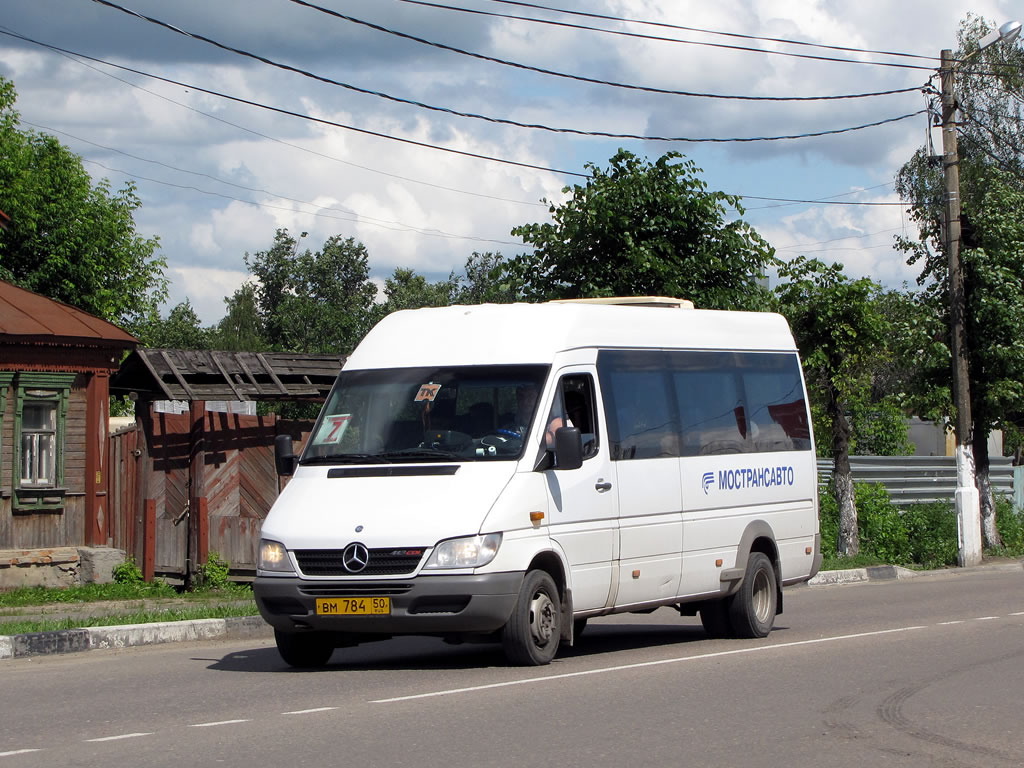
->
xmin=294 ymin=548 xmax=426 ymax=576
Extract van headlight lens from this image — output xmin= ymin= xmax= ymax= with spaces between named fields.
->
xmin=258 ymin=539 xmax=295 ymax=573
xmin=424 ymin=533 xmax=502 ymax=569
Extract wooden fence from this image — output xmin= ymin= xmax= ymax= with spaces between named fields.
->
xmin=108 ymin=410 xmax=312 ymax=581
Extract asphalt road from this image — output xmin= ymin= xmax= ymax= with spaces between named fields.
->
xmin=2 ymin=565 xmax=1023 ymax=768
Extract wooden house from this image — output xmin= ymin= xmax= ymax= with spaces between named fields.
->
xmin=0 ymin=280 xmax=136 ymax=585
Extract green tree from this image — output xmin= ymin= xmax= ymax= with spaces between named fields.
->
xmin=245 ymin=229 xmax=377 ymax=355
xmin=776 ymin=258 xmax=891 ymax=556
xmin=377 ymin=267 xmax=459 ymax=317
xmin=894 ymin=17 xmax=1024 ymax=548
xmin=457 ymin=252 xmax=519 ymax=304
xmin=133 ymin=300 xmax=214 ymax=349
xmin=215 ymin=282 xmax=266 ymax=352
xmin=0 ymin=76 xmax=166 ymax=327
xmin=510 ymin=149 xmax=776 ymax=309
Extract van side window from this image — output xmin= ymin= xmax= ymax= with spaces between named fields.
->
xmin=597 ymin=349 xmax=811 ymax=459
xmin=547 ymin=374 xmax=599 ymax=459
xmin=597 ymin=351 xmax=680 ymax=460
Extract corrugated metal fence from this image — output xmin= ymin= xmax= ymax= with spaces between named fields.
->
xmin=817 ymin=455 xmax=1017 ymax=506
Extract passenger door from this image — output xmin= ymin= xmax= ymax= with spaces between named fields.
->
xmin=542 ymin=370 xmax=617 ymax=613
xmin=597 ymin=351 xmax=683 ymax=607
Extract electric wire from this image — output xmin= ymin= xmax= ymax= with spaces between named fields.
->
xmin=77 ymin=155 xmax=529 ymax=246
xmin=396 ymin=0 xmax=937 ymax=71
xmin=0 ymin=28 xmax=589 ymax=179
xmin=5 ymin=36 xmax=545 ymax=207
xmin=478 ymin=0 xmax=939 ymax=62
xmin=87 ymin=0 xmax=928 ymax=143
xmin=17 ymin=118 xmax=536 ymax=240
xmin=286 ymin=0 xmax=925 ymax=102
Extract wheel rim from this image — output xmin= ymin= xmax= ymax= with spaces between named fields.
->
xmin=528 ymin=590 xmax=557 ymax=646
xmin=751 ymin=568 xmax=772 ymax=623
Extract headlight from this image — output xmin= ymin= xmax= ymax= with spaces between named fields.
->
xmin=424 ymin=533 xmax=502 ymax=569
xmin=258 ymin=539 xmax=295 ymax=574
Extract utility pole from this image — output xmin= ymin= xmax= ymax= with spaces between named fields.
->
xmin=940 ymin=48 xmax=982 ymax=566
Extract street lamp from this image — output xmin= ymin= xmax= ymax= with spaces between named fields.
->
xmin=939 ymin=19 xmax=1020 ymax=567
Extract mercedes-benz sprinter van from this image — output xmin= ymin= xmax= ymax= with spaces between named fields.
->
xmin=254 ymin=298 xmax=821 ymax=667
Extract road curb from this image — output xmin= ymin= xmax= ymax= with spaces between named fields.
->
xmin=0 ymin=615 xmax=272 ymax=660
xmin=808 ymin=564 xmax=919 ymax=586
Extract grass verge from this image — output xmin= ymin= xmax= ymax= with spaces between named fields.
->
xmin=0 ymin=581 xmax=251 ymax=608
xmin=0 ymin=602 xmax=260 ymax=636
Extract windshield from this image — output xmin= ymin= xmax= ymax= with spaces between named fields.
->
xmin=302 ymin=364 xmax=549 ymax=464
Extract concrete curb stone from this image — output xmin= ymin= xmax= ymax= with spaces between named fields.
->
xmin=1 ymin=615 xmax=273 ymax=660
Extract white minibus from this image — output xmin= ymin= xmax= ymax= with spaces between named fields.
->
xmin=254 ymin=298 xmax=821 ymax=667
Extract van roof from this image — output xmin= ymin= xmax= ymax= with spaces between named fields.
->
xmin=346 ymin=301 xmax=797 ymax=370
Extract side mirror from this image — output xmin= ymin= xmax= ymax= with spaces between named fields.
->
xmin=552 ymin=426 xmax=583 ymax=471
xmin=274 ymin=434 xmax=298 ymax=476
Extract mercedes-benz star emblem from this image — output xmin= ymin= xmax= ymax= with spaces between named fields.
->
xmin=342 ymin=542 xmax=370 ymax=573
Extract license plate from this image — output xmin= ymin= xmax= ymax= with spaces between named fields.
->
xmin=316 ymin=597 xmax=390 ymax=615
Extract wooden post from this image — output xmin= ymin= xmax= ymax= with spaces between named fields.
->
xmin=188 ymin=401 xmax=206 ymax=582
xmin=197 ymin=496 xmax=209 ymax=566
xmin=84 ymin=371 xmax=111 ymax=546
xmin=143 ymin=498 xmax=156 ymax=581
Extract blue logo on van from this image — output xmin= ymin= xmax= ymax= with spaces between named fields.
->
xmin=712 ymin=466 xmax=795 ymax=492
xmin=701 ymin=472 xmax=715 ymax=494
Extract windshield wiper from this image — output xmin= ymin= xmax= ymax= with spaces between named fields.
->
xmin=300 ymin=453 xmax=393 ymax=465
xmin=378 ymin=448 xmax=464 ymax=461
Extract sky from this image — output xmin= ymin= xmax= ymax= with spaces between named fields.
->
xmin=0 ymin=0 xmax=1019 ymax=324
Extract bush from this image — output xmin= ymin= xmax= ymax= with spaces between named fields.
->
xmin=112 ymin=557 xmax=144 ymax=585
xmin=902 ymin=501 xmax=958 ymax=568
xmin=994 ymin=496 xmax=1024 ymax=555
xmin=856 ymin=483 xmax=911 ymax=564
xmin=193 ymin=551 xmax=231 ymax=591
xmin=818 ymin=482 xmax=960 ymax=568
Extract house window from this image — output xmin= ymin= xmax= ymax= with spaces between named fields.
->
xmin=12 ymin=373 xmax=75 ymax=512
xmin=21 ymin=399 xmax=57 ymax=486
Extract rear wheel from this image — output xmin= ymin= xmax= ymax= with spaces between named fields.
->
xmin=727 ymin=552 xmax=778 ymax=638
xmin=274 ymin=630 xmax=335 ymax=668
xmin=502 ymin=570 xmax=561 ymax=666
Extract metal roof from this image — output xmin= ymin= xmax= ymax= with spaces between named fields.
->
xmin=0 ymin=279 xmax=138 ymax=346
xmin=110 ymin=348 xmax=344 ymax=402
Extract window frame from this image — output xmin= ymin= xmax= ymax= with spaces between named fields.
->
xmin=12 ymin=372 xmax=75 ymax=512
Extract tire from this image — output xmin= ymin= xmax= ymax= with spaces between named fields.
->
xmin=727 ymin=552 xmax=778 ymax=639
xmin=700 ymin=599 xmax=734 ymax=639
xmin=274 ymin=629 xmax=335 ymax=668
xmin=502 ymin=570 xmax=561 ymax=666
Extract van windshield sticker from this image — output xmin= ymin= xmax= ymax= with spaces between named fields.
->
xmin=315 ymin=413 xmax=352 ymax=444
xmin=415 ymin=383 xmax=442 ymax=402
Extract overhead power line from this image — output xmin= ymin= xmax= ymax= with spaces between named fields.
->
xmin=0 ymin=28 xmax=588 ymax=179
xmin=478 ymin=0 xmax=939 ymax=62
xmin=18 ymin=118 xmax=532 ymax=241
xmin=287 ymin=0 xmax=924 ymax=102
xmin=86 ymin=0 xmax=928 ymax=143
xmin=397 ymin=0 xmax=937 ymax=71
xmin=6 ymin=30 xmax=544 ymax=208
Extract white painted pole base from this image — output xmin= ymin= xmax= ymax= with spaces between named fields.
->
xmin=955 ymin=445 xmax=982 ymax=567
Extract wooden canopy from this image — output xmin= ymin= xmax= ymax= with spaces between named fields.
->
xmin=110 ymin=348 xmax=343 ymax=402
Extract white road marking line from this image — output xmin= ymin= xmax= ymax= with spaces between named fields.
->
xmin=0 ymin=750 xmax=42 ymax=757
xmin=973 ymin=616 xmax=1000 ymax=621
xmin=282 ymin=707 xmax=338 ymax=715
xmin=371 ymin=625 xmax=928 ymax=704
xmin=938 ymin=621 xmax=964 ymax=625
xmin=86 ymin=733 xmax=153 ymax=743
xmin=189 ymin=719 xmax=251 ymax=728
xmin=1009 ymin=612 xmax=1024 ymax=616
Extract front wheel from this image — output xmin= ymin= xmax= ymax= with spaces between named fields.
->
xmin=727 ymin=552 xmax=778 ymax=638
xmin=502 ymin=570 xmax=561 ymax=666
xmin=274 ymin=629 xmax=335 ymax=668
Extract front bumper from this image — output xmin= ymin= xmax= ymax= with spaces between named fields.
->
xmin=253 ymin=571 xmax=524 ymax=636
